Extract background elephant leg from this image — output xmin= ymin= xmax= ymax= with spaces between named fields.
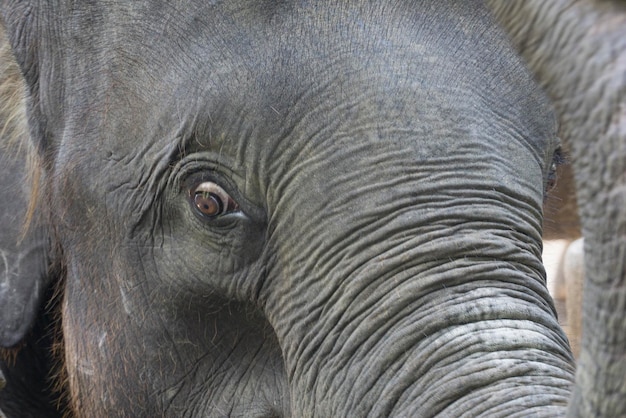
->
xmin=562 ymin=238 xmax=584 ymax=358
xmin=570 ymin=176 xmax=626 ymax=416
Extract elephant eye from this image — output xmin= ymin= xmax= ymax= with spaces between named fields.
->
xmin=191 ymin=182 xmax=239 ymax=219
xmin=546 ymin=147 xmax=565 ymax=194
xmin=546 ymin=162 xmax=558 ymax=192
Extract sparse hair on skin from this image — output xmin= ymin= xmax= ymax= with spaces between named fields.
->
xmin=0 ymin=20 xmax=42 ymax=237
xmin=0 ymin=21 xmax=31 ymax=363
xmin=0 ymin=21 xmax=71 ymax=416
xmin=0 ymin=23 xmax=28 ymax=148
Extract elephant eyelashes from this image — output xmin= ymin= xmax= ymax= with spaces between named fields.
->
xmin=191 ymin=182 xmax=240 ymax=219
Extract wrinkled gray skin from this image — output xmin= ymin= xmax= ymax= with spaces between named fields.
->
xmin=488 ymin=1 xmax=626 ymax=416
xmin=0 ymin=1 xmax=579 ymax=416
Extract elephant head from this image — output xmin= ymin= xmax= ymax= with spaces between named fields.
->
xmin=0 ymin=1 xmax=575 ymax=416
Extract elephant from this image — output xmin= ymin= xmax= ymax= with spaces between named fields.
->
xmin=488 ymin=1 xmax=626 ymax=415
xmin=1 ymin=0 xmax=620 ymax=416
xmin=0 ymin=26 xmax=61 ymax=418
xmin=0 ymin=145 xmax=60 ymax=418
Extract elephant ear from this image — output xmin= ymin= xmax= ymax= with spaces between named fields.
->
xmin=0 ymin=20 xmax=52 ymax=349
xmin=0 ymin=190 xmax=51 ymax=349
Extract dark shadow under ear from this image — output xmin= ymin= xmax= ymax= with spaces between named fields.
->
xmin=0 ymin=150 xmax=62 ymax=414
xmin=0 ymin=285 xmax=64 ymax=418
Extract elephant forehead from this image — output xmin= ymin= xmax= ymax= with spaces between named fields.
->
xmin=52 ymin=0 xmax=555 ymax=204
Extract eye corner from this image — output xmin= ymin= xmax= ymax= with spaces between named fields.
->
xmin=551 ymin=146 xmax=567 ymax=167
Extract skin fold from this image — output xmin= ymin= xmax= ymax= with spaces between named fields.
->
xmin=488 ymin=1 xmax=626 ymax=416
xmin=0 ymin=1 xmax=592 ymax=416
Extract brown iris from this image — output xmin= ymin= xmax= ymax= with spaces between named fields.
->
xmin=194 ymin=191 xmax=224 ymax=217
xmin=191 ymin=181 xmax=239 ymax=219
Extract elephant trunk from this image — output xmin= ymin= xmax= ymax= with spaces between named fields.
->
xmin=264 ymin=220 xmax=576 ymax=415
xmin=248 ymin=29 xmax=573 ymax=411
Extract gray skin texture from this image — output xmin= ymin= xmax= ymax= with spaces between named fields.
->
xmin=0 ymin=1 xmax=576 ymax=416
xmin=488 ymin=1 xmax=626 ymax=416
xmin=0 ymin=24 xmax=60 ymax=418
xmin=0 ymin=21 xmax=49 ymax=349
